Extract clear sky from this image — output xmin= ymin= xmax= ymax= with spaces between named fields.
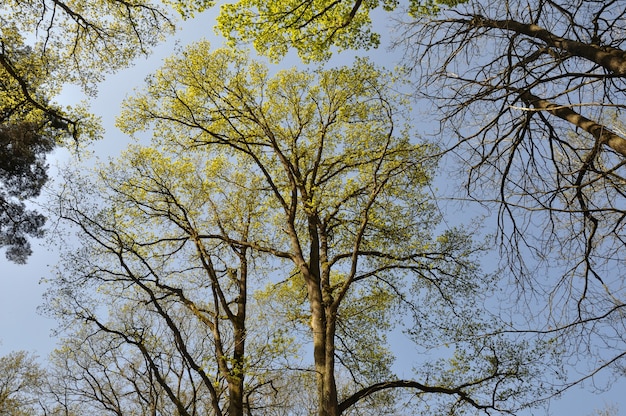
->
xmin=1 ymin=5 xmax=625 ymax=416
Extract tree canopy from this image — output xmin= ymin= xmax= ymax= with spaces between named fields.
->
xmin=0 ymin=40 xmax=69 ymax=262
xmin=40 ymin=42 xmax=555 ymax=416
xmin=0 ymin=121 xmax=53 ymax=263
xmin=400 ymin=0 xmax=626 ymax=389
xmin=0 ymin=350 xmax=44 ymax=415
xmin=0 ymin=0 xmax=180 ymax=135
xmin=216 ymin=0 xmax=466 ymax=61
xmin=207 ymin=0 xmax=626 ymax=396
xmin=2 ymin=0 xmax=623 ymax=413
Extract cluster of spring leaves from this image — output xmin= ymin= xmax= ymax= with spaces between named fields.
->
xmin=0 ymin=0 xmax=237 ymax=262
xmin=0 ymin=0 xmax=174 ymax=140
xmin=0 ymin=0 xmax=180 ymax=262
xmin=216 ymin=0 xmax=467 ymax=61
xmin=2 ymin=0 xmax=175 ymax=91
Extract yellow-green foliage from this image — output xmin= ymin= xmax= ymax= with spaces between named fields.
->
xmin=216 ymin=0 xmax=469 ymax=61
xmin=118 ymin=42 xmax=438 ymax=268
xmin=116 ymin=41 xmax=444 ymax=389
xmin=1 ymin=0 xmax=175 ymax=89
xmin=0 ymin=0 xmax=175 ymax=144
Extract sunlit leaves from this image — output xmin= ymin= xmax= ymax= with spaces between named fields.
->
xmin=215 ymin=0 xmax=469 ymax=61
xmin=43 ymin=31 xmax=560 ymax=412
xmin=114 ymin=41 xmax=450 ymax=411
xmin=217 ymin=0 xmax=382 ymax=62
xmin=0 ymin=0 xmax=175 ymax=262
xmin=0 ymin=351 xmax=44 ymax=415
xmin=1 ymin=0 xmax=175 ymax=91
xmin=163 ymin=0 xmax=214 ymax=19
xmin=48 ymin=142 xmax=287 ymax=412
xmin=1 ymin=0 xmax=173 ymax=138
xmin=117 ymin=44 xmax=445 ymax=296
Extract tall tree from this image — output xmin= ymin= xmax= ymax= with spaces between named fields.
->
xmin=0 ymin=121 xmax=53 ymax=263
xmin=110 ymin=42 xmax=550 ymax=415
xmin=209 ymin=0 xmax=626 ymax=397
xmin=46 ymin=145 xmax=289 ymax=415
xmin=0 ymin=41 xmax=73 ymax=262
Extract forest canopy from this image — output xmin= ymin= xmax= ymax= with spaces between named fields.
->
xmin=1 ymin=0 xmax=625 ymax=415
xmin=36 ymin=43 xmax=556 ymax=416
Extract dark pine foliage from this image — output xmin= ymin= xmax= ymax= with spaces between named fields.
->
xmin=0 ymin=122 xmax=55 ymax=263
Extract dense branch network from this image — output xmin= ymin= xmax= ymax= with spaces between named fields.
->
xmin=400 ymin=0 xmax=626 ymax=394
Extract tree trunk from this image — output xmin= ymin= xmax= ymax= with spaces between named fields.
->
xmin=303 ymin=216 xmax=340 ymax=416
xmin=229 ymin=256 xmax=247 ymax=416
xmin=228 ymin=323 xmax=245 ymax=416
xmin=307 ymin=278 xmax=340 ymax=416
xmin=228 ymin=379 xmax=244 ymax=416
xmin=322 ymin=313 xmax=339 ymax=416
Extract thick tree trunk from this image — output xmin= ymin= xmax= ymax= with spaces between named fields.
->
xmin=304 ymin=215 xmax=340 ymax=416
xmin=228 ymin=380 xmax=245 ymax=416
xmin=323 ymin=314 xmax=339 ymax=416
xmin=228 ymin=324 xmax=246 ymax=416
xmin=229 ymin=257 xmax=247 ymax=416
xmin=307 ymin=278 xmax=340 ymax=416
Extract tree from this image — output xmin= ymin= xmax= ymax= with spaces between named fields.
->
xmin=208 ymin=0 xmax=626 ymax=398
xmin=215 ymin=0 xmax=465 ymax=62
xmin=115 ymin=42 xmax=550 ymax=415
xmin=0 ymin=121 xmax=53 ymax=263
xmin=0 ymin=0 xmax=180 ymax=129
xmin=0 ymin=39 xmax=75 ymax=262
xmin=398 ymin=0 xmax=626 ymax=395
xmin=46 ymin=144 xmax=291 ymax=415
xmin=0 ymin=0 xmax=197 ymax=262
xmin=0 ymin=350 xmax=44 ymax=415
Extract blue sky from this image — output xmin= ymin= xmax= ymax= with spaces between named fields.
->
xmin=1 ymin=4 xmax=625 ymax=415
